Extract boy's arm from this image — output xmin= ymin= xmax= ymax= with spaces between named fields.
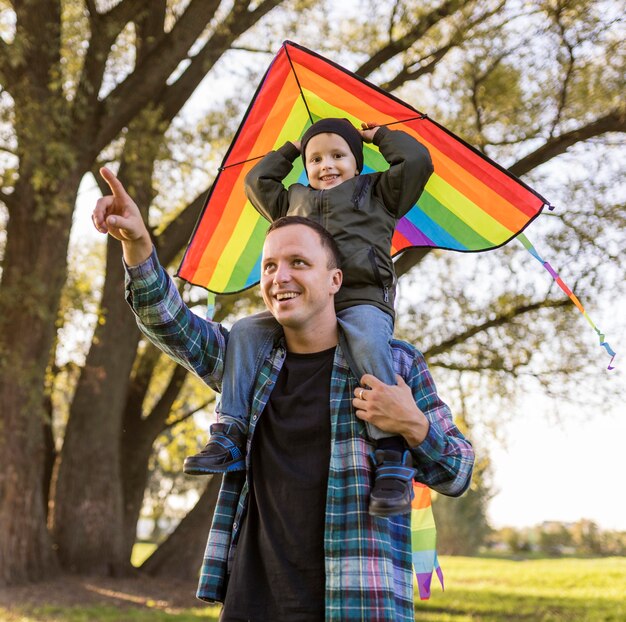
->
xmin=125 ymin=248 xmax=229 ymax=392
xmin=244 ymin=142 xmax=301 ymax=221
xmin=372 ymin=126 xmax=434 ymax=218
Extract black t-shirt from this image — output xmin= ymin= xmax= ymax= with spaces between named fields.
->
xmin=220 ymin=347 xmax=335 ymax=622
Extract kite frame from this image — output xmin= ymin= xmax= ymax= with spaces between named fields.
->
xmin=176 ymin=40 xmax=551 ymax=294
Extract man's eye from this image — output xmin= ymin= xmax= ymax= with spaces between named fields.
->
xmin=293 ymin=259 xmax=306 ymax=266
xmin=263 ymin=263 xmax=276 ymax=273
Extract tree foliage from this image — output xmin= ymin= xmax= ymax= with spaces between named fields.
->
xmin=0 ymin=0 xmax=624 ymax=585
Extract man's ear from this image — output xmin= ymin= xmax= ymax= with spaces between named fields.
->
xmin=330 ymin=268 xmax=342 ymax=294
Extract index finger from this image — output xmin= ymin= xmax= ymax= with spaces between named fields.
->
xmin=99 ymin=167 xmax=127 ymax=199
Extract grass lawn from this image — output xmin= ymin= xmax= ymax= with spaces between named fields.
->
xmin=1 ymin=556 xmax=624 ymax=621
xmin=415 ymin=556 xmax=626 ymax=621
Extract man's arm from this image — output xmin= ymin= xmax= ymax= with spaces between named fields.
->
xmin=243 ymin=142 xmax=300 ymax=222
xmin=353 ymin=353 xmax=474 ymax=496
xmin=124 ymin=249 xmax=228 ymax=390
xmin=93 ymin=168 xmax=228 ymax=390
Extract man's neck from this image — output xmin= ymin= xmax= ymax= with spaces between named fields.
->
xmin=284 ymin=323 xmax=339 ymax=354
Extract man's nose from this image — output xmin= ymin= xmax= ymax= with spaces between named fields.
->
xmin=273 ymin=262 xmax=291 ymax=283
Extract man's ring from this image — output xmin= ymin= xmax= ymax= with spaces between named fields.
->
xmin=359 ymin=388 xmax=365 ymax=401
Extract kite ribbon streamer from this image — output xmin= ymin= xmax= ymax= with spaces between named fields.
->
xmin=411 ymin=482 xmax=444 ymax=600
xmin=516 ymin=233 xmax=616 ymax=369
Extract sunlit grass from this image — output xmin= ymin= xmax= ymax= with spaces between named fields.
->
xmin=414 ymin=556 xmax=626 ymax=621
xmin=2 ymin=556 xmax=624 ymax=621
xmin=0 ymin=606 xmax=221 ymax=621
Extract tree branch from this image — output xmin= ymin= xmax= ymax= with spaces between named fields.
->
xmin=72 ymin=0 xmax=153 ymax=137
xmin=423 ymin=298 xmax=571 ymax=358
xmin=12 ymin=0 xmax=61 ymax=88
xmin=94 ymin=0 xmax=222 ymax=150
xmin=395 ymin=247 xmax=431 ymax=278
xmin=548 ymin=2 xmax=576 ymax=139
xmin=159 ymin=0 xmax=284 ymax=123
xmin=141 ymin=363 xmax=189 ymax=439
xmin=509 ymin=108 xmax=626 ymax=176
xmin=165 ymin=397 xmax=216 ymax=429
xmin=84 ymin=0 xmax=98 ymax=17
xmin=355 ymin=0 xmax=472 ymax=78
xmin=380 ymin=0 xmax=506 ymax=92
xmin=0 ymin=188 xmax=17 ymax=212
xmin=382 ymin=44 xmax=454 ymax=92
xmin=0 ymin=37 xmax=17 ymax=86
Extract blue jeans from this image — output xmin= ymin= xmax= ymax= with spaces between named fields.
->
xmin=219 ymin=305 xmax=395 ymax=441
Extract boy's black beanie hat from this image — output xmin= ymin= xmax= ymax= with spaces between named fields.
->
xmin=301 ymin=118 xmax=364 ymax=174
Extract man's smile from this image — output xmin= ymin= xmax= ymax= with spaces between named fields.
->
xmin=274 ymin=291 xmax=301 ymax=301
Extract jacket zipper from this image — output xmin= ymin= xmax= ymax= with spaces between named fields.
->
xmin=368 ymin=247 xmax=389 ymax=303
xmin=351 ymin=177 xmax=371 ymax=210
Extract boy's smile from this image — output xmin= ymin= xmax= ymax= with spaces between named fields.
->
xmin=304 ymin=133 xmax=358 ymax=190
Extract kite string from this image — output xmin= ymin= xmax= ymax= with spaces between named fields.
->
xmin=516 ymin=232 xmax=616 ymax=370
xmin=284 ymin=41 xmax=314 ymax=124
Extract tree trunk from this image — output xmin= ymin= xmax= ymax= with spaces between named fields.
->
xmin=120 ymin=359 xmax=189 ymax=562
xmin=52 ymin=111 xmax=168 ymax=574
xmin=0 ymin=179 xmax=78 ymax=584
xmin=52 ymin=238 xmax=143 ymax=575
xmin=140 ymin=476 xmax=222 ymax=580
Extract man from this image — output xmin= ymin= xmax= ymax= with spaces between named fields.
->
xmin=93 ymin=167 xmax=474 ymax=621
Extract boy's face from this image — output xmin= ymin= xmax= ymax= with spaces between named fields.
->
xmin=304 ymin=133 xmax=358 ymax=191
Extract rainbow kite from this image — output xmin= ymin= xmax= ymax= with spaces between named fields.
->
xmin=177 ymin=40 xmax=614 ymax=365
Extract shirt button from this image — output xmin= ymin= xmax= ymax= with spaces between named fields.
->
xmin=252 ymin=414 xmax=258 ymax=421
xmin=233 ymin=522 xmax=238 ymax=531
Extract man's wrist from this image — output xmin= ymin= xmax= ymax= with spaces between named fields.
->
xmin=123 ymin=236 xmax=153 ymax=267
xmin=403 ymin=419 xmax=429 ymax=448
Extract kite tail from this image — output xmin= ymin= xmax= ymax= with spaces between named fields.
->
xmin=411 ymin=482 xmax=444 ymax=600
xmin=205 ymin=291 xmax=217 ymax=320
xmin=516 ymin=233 xmax=616 ymax=370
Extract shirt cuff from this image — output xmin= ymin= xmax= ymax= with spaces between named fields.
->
xmin=410 ymin=419 xmax=446 ymax=462
xmin=124 ymin=246 xmax=158 ymax=277
xmin=123 ymin=246 xmax=161 ymax=293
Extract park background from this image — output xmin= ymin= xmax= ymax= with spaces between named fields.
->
xmin=1 ymin=0 xmax=624 ymax=620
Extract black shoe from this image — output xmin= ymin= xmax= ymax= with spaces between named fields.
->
xmin=183 ymin=422 xmax=246 ymax=475
xmin=368 ymin=449 xmax=416 ymax=517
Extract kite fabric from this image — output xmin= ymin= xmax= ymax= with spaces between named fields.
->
xmin=178 ymin=40 xmax=548 ymax=293
xmin=177 ymin=41 xmax=614 ymax=367
xmin=411 ymin=482 xmax=444 ymax=600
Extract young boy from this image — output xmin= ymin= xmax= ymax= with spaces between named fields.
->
xmin=184 ymin=118 xmax=434 ymax=516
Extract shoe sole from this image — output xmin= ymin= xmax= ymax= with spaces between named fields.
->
xmin=183 ymin=459 xmax=245 ymax=475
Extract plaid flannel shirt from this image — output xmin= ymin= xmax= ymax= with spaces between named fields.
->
xmin=125 ymin=249 xmax=474 ymax=622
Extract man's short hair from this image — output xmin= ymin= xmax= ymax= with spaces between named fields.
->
xmin=266 ymin=216 xmax=341 ymax=269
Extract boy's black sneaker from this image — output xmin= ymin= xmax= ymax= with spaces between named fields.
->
xmin=183 ymin=422 xmax=246 ymax=475
xmin=368 ymin=449 xmax=416 ymax=517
